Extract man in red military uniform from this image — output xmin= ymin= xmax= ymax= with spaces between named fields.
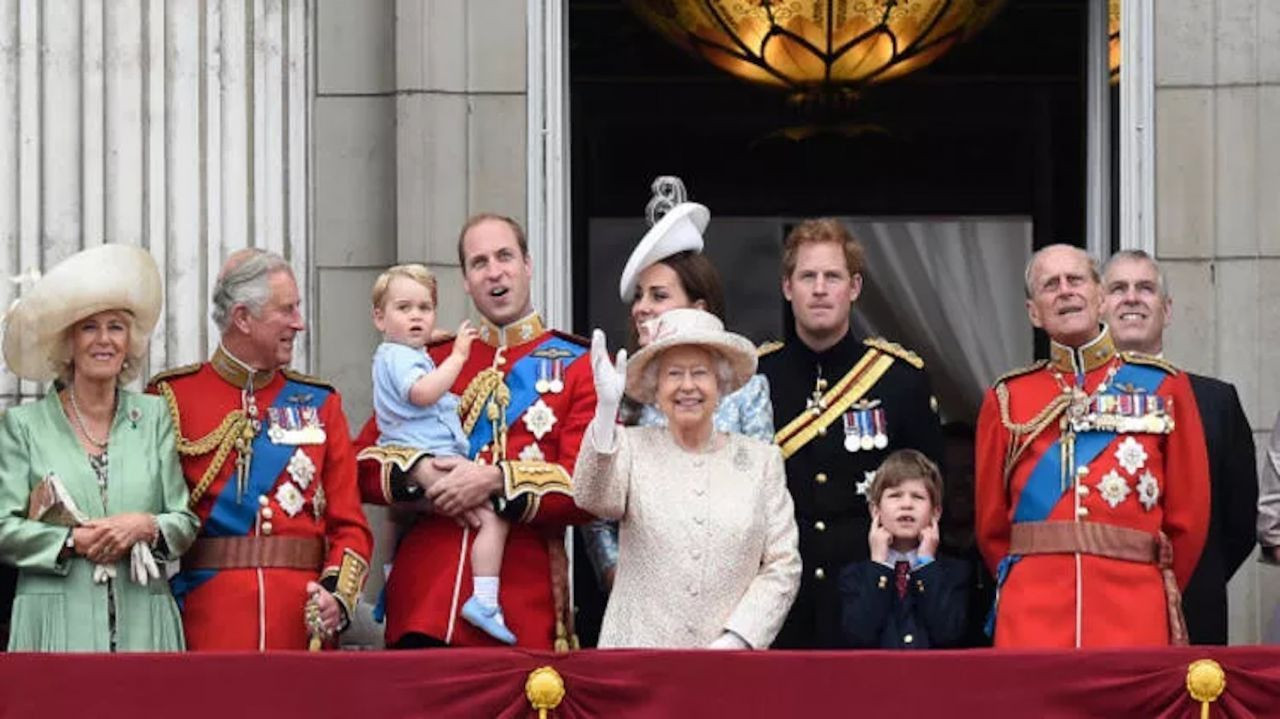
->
xmin=976 ymin=244 xmax=1209 ymax=648
xmin=148 ymin=249 xmax=373 ymax=650
xmin=354 ymin=214 xmax=596 ymax=649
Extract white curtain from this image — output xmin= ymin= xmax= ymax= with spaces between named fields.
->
xmin=848 ymin=217 xmax=1033 ymax=423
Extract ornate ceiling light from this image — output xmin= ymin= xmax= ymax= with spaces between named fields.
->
xmin=628 ymin=0 xmax=1008 ymax=103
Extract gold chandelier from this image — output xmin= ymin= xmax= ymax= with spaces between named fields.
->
xmin=628 ymin=0 xmax=1008 ymax=101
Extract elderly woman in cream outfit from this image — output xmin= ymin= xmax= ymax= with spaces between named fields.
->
xmin=575 ymin=308 xmax=800 ymax=649
xmin=0 ymin=244 xmax=198 ymax=651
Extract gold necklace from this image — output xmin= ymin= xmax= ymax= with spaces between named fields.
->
xmin=69 ymin=385 xmax=114 ymax=449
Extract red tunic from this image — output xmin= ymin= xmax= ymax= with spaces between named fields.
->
xmin=976 ymin=331 xmax=1209 ymax=648
xmin=149 ymin=348 xmax=373 ymax=650
xmin=354 ymin=313 xmax=597 ymax=648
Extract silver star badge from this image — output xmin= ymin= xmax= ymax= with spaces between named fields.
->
xmin=522 ymin=399 xmax=557 ymax=440
xmin=1136 ymin=471 xmax=1160 ymax=511
xmin=1097 ymin=470 xmax=1131 ymax=509
xmin=287 ymin=449 xmax=316 ymax=490
xmin=856 ymin=471 xmax=875 ymax=497
xmin=1114 ymin=437 xmax=1148 ymax=476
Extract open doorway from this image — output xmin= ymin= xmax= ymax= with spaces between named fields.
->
xmin=569 ymin=0 xmax=1094 ymax=423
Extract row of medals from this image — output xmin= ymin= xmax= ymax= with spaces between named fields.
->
xmin=1065 ymin=385 xmax=1174 ymax=435
xmin=535 ymin=358 xmax=566 ymax=394
xmin=808 ymin=377 xmax=890 ymax=453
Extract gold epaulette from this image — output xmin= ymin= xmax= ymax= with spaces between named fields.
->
xmin=993 ymin=360 xmax=1048 ymax=387
xmin=863 ymin=337 xmax=923 ymax=369
xmin=282 ymin=368 xmax=335 ymax=390
xmin=1121 ymin=351 xmax=1180 ymax=375
xmin=147 ymin=362 xmax=201 ymax=386
xmin=549 ymin=329 xmax=590 ymax=347
xmin=757 ymin=340 xmax=784 ymax=357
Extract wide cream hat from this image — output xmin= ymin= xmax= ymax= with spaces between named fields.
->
xmin=624 ymin=308 xmax=757 ymax=404
xmin=2 ymin=243 xmax=162 ymax=381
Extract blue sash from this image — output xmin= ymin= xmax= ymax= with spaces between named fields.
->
xmin=466 ymin=336 xmax=586 ymax=458
xmin=171 ymin=379 xmax=330 ymax=603
xmin=987 ymin=362 xmax=1168 ymax=636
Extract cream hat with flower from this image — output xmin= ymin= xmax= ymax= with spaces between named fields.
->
xmin=624 ymin=308 xmax=757 ymax=404
xmin=2 ymin=243 xmax=162 ymax=381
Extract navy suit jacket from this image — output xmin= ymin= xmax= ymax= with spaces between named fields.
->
xmin=1184 ymin=374 xmax=1258 ymax=644
xmin=838 ymin=556 xmax=969 ymax=649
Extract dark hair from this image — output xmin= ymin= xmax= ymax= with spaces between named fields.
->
xmin=456 ymin=213 xmax=528 ymax=267
xmin=626 ymin=250 xmax=726 ymax=350
xmin=868 ymin=449 xmax=943 ymax=508
xmin=781 ymin=218 xmax=865 ymax=280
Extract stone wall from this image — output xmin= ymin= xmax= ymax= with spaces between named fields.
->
xmin=1155 ymin=0 xmax=1280 ymax=644
xmin=313 ymin=0 xmax=529 ymax=428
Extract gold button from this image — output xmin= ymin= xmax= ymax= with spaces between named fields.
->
xmin=1076 ymin=506 xmax=1089 ymax=518
xmin=262 ymin=521 xmax=273 ymax=535
xmin=1076 ymin=485 xmax=1090 ymax=497
xmin=878 ymin=576 xmax=887 ymax=589
xmin=814 ymin=567 xmax=826 ymax=580
xmin=258 ymin=495 xmax=269 ymax=507
xmin=814 ymin=521 xmax=826 ymax=532
xmin=1076 ymin=465 xmax=1090 ymax=476
xmin=817 ymin=426 xmax=827 ymax=437
xmin=815 ymin=473 xmax=828 ymax=484
xmin=903 ymin=634 xmax=914 ymax=644
xmin=261 ymin=508 xmax=273 ymax=520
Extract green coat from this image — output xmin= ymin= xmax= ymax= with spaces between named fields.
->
xmin=0 ymin=390 xmax=199 ymax=651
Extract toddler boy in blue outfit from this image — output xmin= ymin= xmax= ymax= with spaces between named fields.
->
xmin=370 ymin=263 xmax=515 ymax=644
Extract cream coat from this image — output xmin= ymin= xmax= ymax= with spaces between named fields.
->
xmin=574 ymin=425 xmax=800 ymax=648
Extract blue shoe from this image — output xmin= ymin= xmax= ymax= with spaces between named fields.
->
xmin=461 ymin=596 xmax=517 ymax=645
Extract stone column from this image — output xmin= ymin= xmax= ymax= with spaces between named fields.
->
xmin=1154 ymin=0 xmax=1280 ymax=644
xmin=0 ymin=0 xmax=312 ymax=406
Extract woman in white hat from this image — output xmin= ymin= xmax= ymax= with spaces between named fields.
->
xmin=574 ymin=308 xmax=800 ymax=649
xmin=0 ymin=244 xmax=198 ymax=652
xmin=582 ymin=184 xmax=775 ymax=599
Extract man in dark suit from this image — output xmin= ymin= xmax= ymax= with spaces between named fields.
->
xmin=1102 ymin=250 xmax=1258 ymax=644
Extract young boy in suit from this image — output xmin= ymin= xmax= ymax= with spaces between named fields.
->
xmin=838 ymin=449 xmax=969 ymax=649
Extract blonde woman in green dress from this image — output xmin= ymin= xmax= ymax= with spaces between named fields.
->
xmin=0 ymin=244 xmax=198 ymax=652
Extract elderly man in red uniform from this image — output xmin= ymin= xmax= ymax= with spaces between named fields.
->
xmin=976 ymin=244 xmax=1209 ymax=647
xmin=148 ymin=249 xmax=373 ymax=650
xmin=354 ymin=214 xmax=596 ymax=649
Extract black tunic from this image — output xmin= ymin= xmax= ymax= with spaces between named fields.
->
xmin=760 ymin=331 xmax=944 ymax=648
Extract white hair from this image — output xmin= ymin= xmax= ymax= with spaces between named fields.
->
xmin=210 ymin=249 xmax=293 ymax=332
xmin=1023 ymin=244 xmax=1101 ymax=298
xmin=640 ymin=345 xmax=736 ymax=400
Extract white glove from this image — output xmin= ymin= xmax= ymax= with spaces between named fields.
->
xmin=589 ymin=329 xmax=627 ymax=449
xmin=708 ymin=631 xmax=750 ymax=650
xmin=92 ymin=563 xmax=117 ymax=584
xmin=129 ymin=542 xmax=161 ymax=586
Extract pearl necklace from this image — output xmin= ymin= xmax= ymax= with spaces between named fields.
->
xmin=69 ymin=385 xmax=114 ymax=450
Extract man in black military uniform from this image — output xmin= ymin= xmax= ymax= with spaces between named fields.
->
xmin=760 ymin=218 xmax=944 ymax=649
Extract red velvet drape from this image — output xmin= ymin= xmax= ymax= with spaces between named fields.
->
xmin=2 ymin=647 xmax=1276 ymax=718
